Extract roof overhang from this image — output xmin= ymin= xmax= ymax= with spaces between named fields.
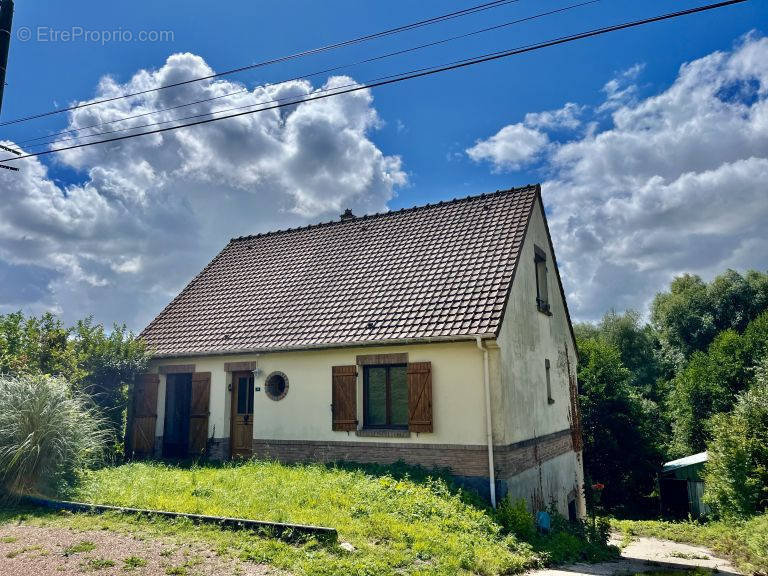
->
xmin=149 ymin=332 xmax=498 ymax=359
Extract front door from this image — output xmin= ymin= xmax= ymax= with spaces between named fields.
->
xmin=230 ymin=371 xmax=254 ymax=458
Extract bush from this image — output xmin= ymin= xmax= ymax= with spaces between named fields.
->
xmin=0 ymin=374 xmax=109 ymax=496
xmin=496 ymin=498 xmax=536 ymax=540
xmin=704 ymin=360 xmax=768 ymax=517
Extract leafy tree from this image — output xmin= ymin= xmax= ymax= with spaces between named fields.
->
xmin=704 ymin=360 xmax=768 ymax=518
xmin=577 ymin=337 xmax=663 ymax=512
xmin=651 ymin=269 xmax=768 ymax=359
xmin=598 ymin=310 xmax=663 ymax=402
xmin=72 ymin=318 xmax=150 ymax=451
xmin=667 ymin=311 xmax=768 ymax=456
xmin=667 ymin=329 xmax=749 ymax=456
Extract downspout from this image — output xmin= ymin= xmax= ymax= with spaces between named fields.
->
xmin=476 ymin=336 xmax=497 ymax=509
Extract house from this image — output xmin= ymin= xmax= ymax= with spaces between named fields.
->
xmin=130 ymin=184 xmax=586 ymax=515
xmin=659 ymin=452 xmax=710 ymax=518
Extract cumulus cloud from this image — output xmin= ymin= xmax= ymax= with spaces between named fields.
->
xmin=519 ymin=33 xmax=768 ymax=320
xmin=0 ymin=53 xmax=406 ymax=329
xmin=466 ymin=102 xmax=583 ymax=171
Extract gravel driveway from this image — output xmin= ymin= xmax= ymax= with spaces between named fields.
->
xmin=0 ymin=523 xmax=276 ymax=576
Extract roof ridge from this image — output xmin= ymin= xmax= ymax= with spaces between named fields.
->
xmin=230 ymin=184 xmax=539 ymax=243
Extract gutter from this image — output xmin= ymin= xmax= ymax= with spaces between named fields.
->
xmin=476 ymin=336 xmax=497 ymax=509
xmin=150 ymin=333 xmax=497 ymax=359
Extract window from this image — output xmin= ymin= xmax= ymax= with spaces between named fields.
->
xmin=545 ymin=358 xmax=554 ymax=405
xmin=364 ymin=364 xmax=408 ymax=428
xmin=534 ymin=245 xmax=550 ymax=314
xmin=236 ymin=373 xmax=255 ymax=414
xmin=265 ymin=371 xmax=289 ymax=401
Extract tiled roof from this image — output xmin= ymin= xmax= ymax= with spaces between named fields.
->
xmin=141 ymin=185 xmax=540 ymax=356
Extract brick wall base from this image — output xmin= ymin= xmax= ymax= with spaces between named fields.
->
xmin=208 ymin=437 xmax=230 ymax=461
xmin=250 ymin=429 xmax=573 ymax=488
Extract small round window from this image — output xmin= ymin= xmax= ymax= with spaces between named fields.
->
xmin=265 ymin=371 xmax=288 ymax=401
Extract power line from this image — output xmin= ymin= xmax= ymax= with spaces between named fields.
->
xmin=19 ymin=0 xmax=599 ymax=151
xmin=0 ymin=0 xmax=524 ymax=127
xmin=0 ymin=0 xmax=749 ymax=164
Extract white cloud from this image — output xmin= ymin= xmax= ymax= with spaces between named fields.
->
xmin=597 ymin=63 xmax=645 ymax=112
xmin=524 ymin=102 xmax=584 ymax=130
xmin=466 ymin=102 xmax=584 ymax=171
xmin=466 ymin=123 xmax=549 ymax=171
xmin=541 ymin=34 xmax=768 ymax=320
xmin=0 ymin=53 xmax=406 ymax=328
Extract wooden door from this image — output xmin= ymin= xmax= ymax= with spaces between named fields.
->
xmin=130 ymin=373 xmax=159 ymax=458
xmin=189 ymin=372 xmax=211 ymax=457
xmin=230 ymin=371 xmax=254 ymax=458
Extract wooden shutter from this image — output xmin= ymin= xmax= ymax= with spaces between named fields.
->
xmin=189 ymin=372 xmax=211 ymax=456
xmin=130 ymin=373 xmax=159 ymax=457
xmin=332 ymin=365 xmax=357 ymax=431
xmin=408 ymin=362 xmax=433 ymax=433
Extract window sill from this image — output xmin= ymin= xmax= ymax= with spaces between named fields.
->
xmin=356 ymin=429 xmax=411 ymax=439
xmin=537 ymin=307 xmax=553 ymax=317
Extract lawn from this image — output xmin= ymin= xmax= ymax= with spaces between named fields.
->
xmin=4 ymin=460 xmax=609 ymax=575
xmin=612 ymin=515 xmax=768 ymax=575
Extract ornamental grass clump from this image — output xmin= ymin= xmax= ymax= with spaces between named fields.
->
xmin=0 ymin=373 xmax=109 ymax=496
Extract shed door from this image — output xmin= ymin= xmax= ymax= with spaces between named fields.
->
xmin=130 ymin=373 xmax=159 ymax=458
xmin=189 ymin=372 xmax=211 ymax=457
xmin=230 ymin=372 xmax=254 ymax=458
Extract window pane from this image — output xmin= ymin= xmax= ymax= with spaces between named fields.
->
xmin=390 ymin=366 xmax=409 ymax=426
xmin=237 ymin=377 xmax=248 ymax=414
xmin=366 ymin=367 xmax=387 ymax=426
xmin=247 ymin=375 xmax=254 ymax=414
xmin=537 ymin=260 xmax=548 ymax=305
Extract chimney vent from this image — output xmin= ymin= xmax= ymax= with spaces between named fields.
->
xmin=340 ymin=208 xmax=355 ymax=221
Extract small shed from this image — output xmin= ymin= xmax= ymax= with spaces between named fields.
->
xmin=659 ymin=452 xmax=710 ymax=518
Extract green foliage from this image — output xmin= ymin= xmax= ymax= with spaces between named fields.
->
xmin=651 ymin=269 xmax=768 ymax=359
xmin=704 ymin=362 xmax=768 ymax=518
xmin=667 ymin=310 xmax=768 ymax=456
xmin=0 ymin=374 xmax=109 ymax=496
xmin=0 ymin=312 xmax=149 ymax=453
xmin=71 ymin=318 xmax=150 ymax=450
xmin=575 ymin=336 xmax=663 ymax=513
xmin=612 ymin=514 xmax=768 ymax=575
xmin=597 ymin=310 xmax=663 ymax=401
xmin=64 ymin=460 xmax=612 ymax=576
xmin=496 ymin=498 xmax=535 ymax=540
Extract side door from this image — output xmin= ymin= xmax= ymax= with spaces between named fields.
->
xmin=230 ymin=371 xmax=254 ymax=458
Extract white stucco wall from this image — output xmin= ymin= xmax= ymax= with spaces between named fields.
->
xmin=494 ymin=196 xmax=585 ymax=515
xmin=152 ymin=340 xmax=490 ymax=446
xmin=495 ymin=197 xmax=578 ymax=446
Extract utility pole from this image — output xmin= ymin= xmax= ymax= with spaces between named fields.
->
xmin=0 ymin=0 xmax=14 ymax=115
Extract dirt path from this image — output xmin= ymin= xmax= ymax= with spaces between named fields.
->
xmin=527 ymin=534 xmax=741 ymax=576
xmin=0 ymin=524 xmax=276 ymax=576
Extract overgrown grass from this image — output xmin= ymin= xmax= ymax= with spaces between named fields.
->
xmin=13 ymin=459 xmax=610 ymax=575
xmin=612 ymin=514 xmax=768 ymax=575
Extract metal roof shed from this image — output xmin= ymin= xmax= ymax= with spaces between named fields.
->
xmin=659 ymin=452 xmax=710 ymax=518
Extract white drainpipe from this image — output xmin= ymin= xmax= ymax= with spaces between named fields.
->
xmin=476 ymin=336 xmax=497 ymax=508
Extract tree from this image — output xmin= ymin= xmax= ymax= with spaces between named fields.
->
xmin=577 ymin=337 xmax=664 ymax=512
xmin=651 ymin=269 xmax=768 ymax=359
xmin=704 ymin=360 xmax=768 ymax=518
xmin=598 ymin=310 xmax=663 ymax=402
xmin=72 ymin=318 xmax=150 ymax=452
xmin=667 ymin=311 xmax=768 ymax=457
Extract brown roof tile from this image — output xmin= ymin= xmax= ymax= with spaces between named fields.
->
xmin=141 ymin=185 xmax=539 ymax=356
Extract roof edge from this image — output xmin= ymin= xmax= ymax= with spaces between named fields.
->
xmin=149 ymin=333 xmax=497 ymax=360
xmin=229 ymin=184 xmax=540 ymax=243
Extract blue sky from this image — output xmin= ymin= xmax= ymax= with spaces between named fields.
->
xmin=0 ymin=0 xmax=766 ymax=329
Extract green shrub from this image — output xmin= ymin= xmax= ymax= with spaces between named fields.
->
xmin=0 ymin=374 xmax=109 ymax=496
xmin=704 ymin=361 xmax=768 ymax=517
xmin=496 ymin=498 xmax=536 ymax=540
